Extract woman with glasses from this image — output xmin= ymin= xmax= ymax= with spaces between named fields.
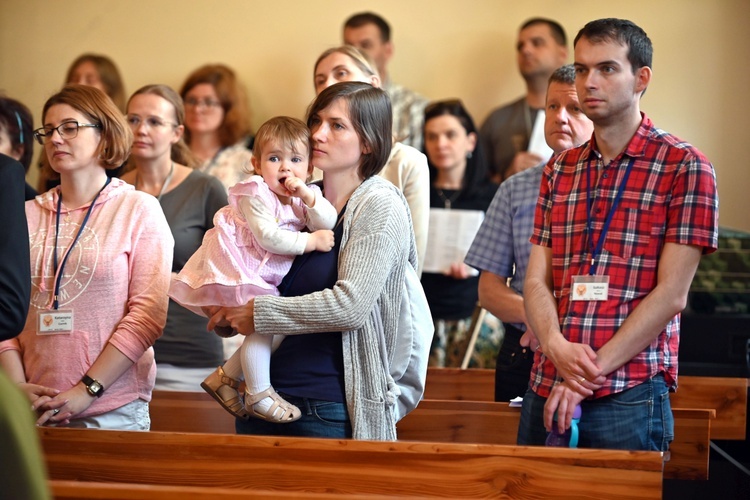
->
xmin=38 ymin=53 xmax=128 ymax=193
xmin=420 ymin=100 xmax=500 ymax=368
xmin=0 ymin=84 xmax=173 ymax=430
xmin=121 ymin=84 xmax=228 ymax=391
xmin=180 ymin=64 xmax=253 ymax=191
xmin=312 ymin=46 xmax=429 ymax=274
xmin=0 ymin=96 xmax=37 ymax=200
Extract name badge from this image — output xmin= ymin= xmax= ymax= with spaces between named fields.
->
xmin=571 ymin=275 xmax=609 ymax=301
xmin=37 ymin=310 xmax=74 ymax=335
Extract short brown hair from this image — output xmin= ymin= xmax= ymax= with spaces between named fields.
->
xmin=42 ymin=84 xmax=132 ymax=173
xmin=306 ymin=82 xmax=391 ymax=180
xmin=180 ymin=64 xmax=251 ymax=147
xmin=65 ymin=54 xmax=126 ymax=112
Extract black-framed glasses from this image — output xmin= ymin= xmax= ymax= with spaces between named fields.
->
xmin=33 ymin=121 xmax=101 ymax=145
xmin=126 ymin=115 xmax=177 ymax=130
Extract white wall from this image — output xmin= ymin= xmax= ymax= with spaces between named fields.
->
xmin=2 ymin=0 xmax=747 ymax=230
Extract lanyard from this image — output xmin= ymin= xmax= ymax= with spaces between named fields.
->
xmin=52 ymin=177 xmax=111 ymax=309
xmin=586 ymin=157 xmax=635 ymax=275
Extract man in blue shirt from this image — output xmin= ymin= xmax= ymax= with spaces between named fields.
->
xmin=465 ymin=64 xmax=593 ymax=401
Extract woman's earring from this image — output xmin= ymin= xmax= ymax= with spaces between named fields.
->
xmin=466 ymin=151 xmax=473 ymax=159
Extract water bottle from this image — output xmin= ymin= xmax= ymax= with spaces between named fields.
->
xmin=545 ymin=404 xmax=581 ymax=447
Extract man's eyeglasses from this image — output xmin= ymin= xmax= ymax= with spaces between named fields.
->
xmin=33 ymin=121 xmax=101 ymax=145
xmin=126 ymin=115 xmax=177 ymax=130
xmin=184 ymin=98 xmax=222 ymax=109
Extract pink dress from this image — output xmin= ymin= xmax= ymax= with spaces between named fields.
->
xmin=169 ymin=176 xmax=334 ymax=316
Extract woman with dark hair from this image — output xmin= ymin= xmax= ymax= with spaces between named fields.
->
xmin=0 ymin=96 xmax=36 ymax=200
xmin=207 ymin=82 xmax=426 ymax=440
xmin=180 ymin=64 xmax=253 ymax=191
xmin=313 ymin=46 xmax=429 ymax=274
xmin=0 ymin=85 xmax=173 ymax=430
xmin=420 ymin=99 xmax=499 ymax=367
xmin=121 ymin=84 xmax=228 ymax=391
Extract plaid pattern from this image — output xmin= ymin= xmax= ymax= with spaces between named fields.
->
xmin=383 ymin=79 xmax=428 ymax=149
xmin=530 ymin=114 xmax=718 ymax=398
xmin=465 ymin=163 xmax=544 ymax=330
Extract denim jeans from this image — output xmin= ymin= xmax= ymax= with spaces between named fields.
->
xmin=235 ymin=392 xmax=352 ymax=439
xmin=517 ymin=373 xmax=674 ymax=451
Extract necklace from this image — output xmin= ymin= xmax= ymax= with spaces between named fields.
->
xmin=59 ymin=201 xmax=72 ymax=223
xmin=136 ymin=162 xmax=175 ymax=200
xmin=435 ymin=188 xmax=461 ymax=209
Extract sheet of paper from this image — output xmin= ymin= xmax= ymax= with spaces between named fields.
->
xmin=527 ymin=109 xmax=553 ymax=163
xmin=423 ymin=208 xmax=484 ymax=275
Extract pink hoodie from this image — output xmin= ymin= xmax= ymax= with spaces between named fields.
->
xmin=0 ymin=178 xmax=174 ymax=418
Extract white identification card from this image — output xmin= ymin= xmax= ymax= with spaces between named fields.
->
xmin=37 ymin=310 xmax=74 ymax=335
xmin=571 ymin=275 xmax=609 ymax=301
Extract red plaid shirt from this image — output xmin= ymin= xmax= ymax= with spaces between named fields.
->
xmin=530 ymin=114 xmax=718 ymax=398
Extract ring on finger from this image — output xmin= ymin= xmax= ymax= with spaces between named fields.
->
xmin=579 ymin=377 xmax=586 ymax=384
xmin=52 ymin=408 xmax=60 ymax=415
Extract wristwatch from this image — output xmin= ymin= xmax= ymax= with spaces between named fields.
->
xmin=81 ymin=375 xmax=104 ymax=398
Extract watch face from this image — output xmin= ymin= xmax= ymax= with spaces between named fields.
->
xmin=88 ymin=381 xmax=102 ymax=396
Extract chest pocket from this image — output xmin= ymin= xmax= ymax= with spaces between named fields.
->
xmin=601 ymin=201 xmax=653 ymax=260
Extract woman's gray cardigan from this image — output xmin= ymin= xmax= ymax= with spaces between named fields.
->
xmin=254 ymin=176 xmax=415 ymax=440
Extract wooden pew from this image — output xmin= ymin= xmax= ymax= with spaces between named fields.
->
xmin=672 ymin=376 xmax=748 ymax=440
xmin=49 ymin=479 xmax=421 ymax=499
xmin=423 ymin=368 xmax=748 ymax=440
xmin=149 ymin=390 xmax=706 ymax=479
xmin=397 ymin=399 xmax=713 ymax=480
xmin=150 ymin=390 xmax=235 ymax=434
xmin=40 ymin=427 xmax=664 ymax=499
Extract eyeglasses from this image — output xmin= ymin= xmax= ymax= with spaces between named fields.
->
xmin=126 ymin=115 xmax=177 ymax=130
xmin=33 ymin=121 xmax=100 ymax=145
xmin=184 ymin=97 xmax=222 ymax=109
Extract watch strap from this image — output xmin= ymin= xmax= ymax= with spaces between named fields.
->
xmin=81 ymin=374 xmax=104 ymax=397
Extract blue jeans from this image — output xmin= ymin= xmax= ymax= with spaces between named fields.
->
xmin=235 ymin=392 xmax=352 ymax=439
xmin=518 ymin=373 xmax=674 ymax=451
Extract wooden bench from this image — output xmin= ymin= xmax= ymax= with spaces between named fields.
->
xmin=48 ymin=479 xmax=423 ymax=499
xmin=149 ymin=390 xmax=706 ymax=479
xmin=423 ymin=368 xmax=748 ymax=440
xmin=40 ymin=427 xmax=664 ymax=499
xmin=397 ymin=399 xmax=713 ymax=480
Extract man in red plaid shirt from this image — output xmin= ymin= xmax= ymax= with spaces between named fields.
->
xmin=518 ymin=18 xmax=719 ymax=450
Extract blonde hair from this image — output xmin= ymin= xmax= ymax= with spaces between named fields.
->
xmin=127 ymin=84 xmax=198 ymax=168
xmin=313 ymin=45 xmax=380 ymax=85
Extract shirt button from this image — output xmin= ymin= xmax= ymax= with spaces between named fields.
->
xmin=603 ymin=173 xmax=608 ymax=178
xmin=570 ymin=311 xmax=577 ymax=317
xmin=596 ymin=208 xmax=602 ymax=214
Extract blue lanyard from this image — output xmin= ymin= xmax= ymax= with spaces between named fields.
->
xmin=586 ymin=157 xmax=636 ymax=275
xmin=52 ymin=177 xmax=111 ymax=309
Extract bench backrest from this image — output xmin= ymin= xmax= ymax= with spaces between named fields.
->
xmin=40 ymin=427 xmax=663 ymax=499
xmin=397 ymin=399 xmax=712 ymax=480
xmin=424 ymin=368 xmax=747 ymax=440
xmin=48 ymin=479 xmax=420 ymax=499
xmin=149 ymin=390 xmax=704 ymax=480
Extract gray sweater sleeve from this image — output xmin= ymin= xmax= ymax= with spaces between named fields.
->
xmin=253 ymin=180 xmax=407 ymax=336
